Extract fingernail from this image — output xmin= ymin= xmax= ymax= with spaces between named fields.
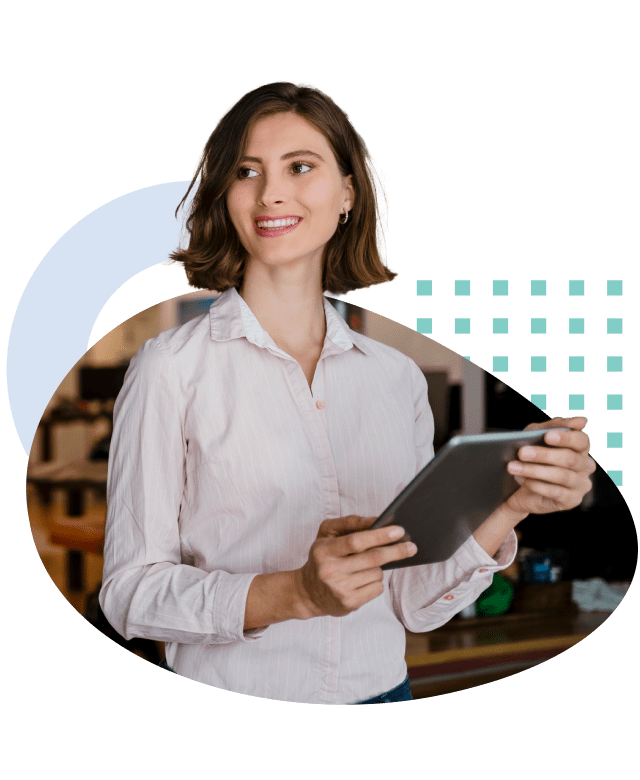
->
xmin=520 ymin=446 xmax=536 ymax=459
xmin=546 ymin=431 xmax=561 ymax=444
xmin=388 ymin=527 xmax=404 ymax=540
xmin=508 ymin=461 xmax=523 ymax=474
xmin=407 ymin=543 xmax=417 ymax=555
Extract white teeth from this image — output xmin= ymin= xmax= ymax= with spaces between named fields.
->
xmin=256 ymin=217 xmax=300 ymax=229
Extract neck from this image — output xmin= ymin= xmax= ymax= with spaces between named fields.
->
xmin=238 ymin=257 xmax=326 ymax=352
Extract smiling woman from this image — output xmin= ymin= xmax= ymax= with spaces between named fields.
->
xmin=168 ymin=82 xmax=394 ymax=294
xmin=99 ymin=82 xmax=595 ymax=705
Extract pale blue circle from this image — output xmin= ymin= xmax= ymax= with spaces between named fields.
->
xmin=8 ymin=182 xmax=190 ymax=454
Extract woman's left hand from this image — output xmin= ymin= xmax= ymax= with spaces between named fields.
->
xmin=504 ymin=417 xmax=596 ymax=517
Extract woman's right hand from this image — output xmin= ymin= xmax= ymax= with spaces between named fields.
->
xmin=293 ymin=515 xmax=418 ymax=618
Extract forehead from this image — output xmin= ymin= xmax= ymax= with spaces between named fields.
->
xmin=245 ymin=112 xmax=336 ymax=162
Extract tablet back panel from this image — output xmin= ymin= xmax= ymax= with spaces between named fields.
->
xmin=373 ymin=429 xmax=566 ymax=570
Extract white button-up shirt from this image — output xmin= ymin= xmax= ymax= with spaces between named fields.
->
xmin=100 ymin=288 xmax=516 ymax=704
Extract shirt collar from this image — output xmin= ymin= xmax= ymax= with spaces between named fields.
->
xmin=209 ymin=288 xmax=372 ymax=356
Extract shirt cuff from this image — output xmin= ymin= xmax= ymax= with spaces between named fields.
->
xmin=211 ymin=572 xmax=269 ymax=643
xmin=454 ymin=529 xmax=518 ymax=575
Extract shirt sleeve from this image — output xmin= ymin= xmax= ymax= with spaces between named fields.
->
xmin=388 ymin=359 xmax=518 ymax=633
xmin=99 ymin=338 xmax=267 ymax=645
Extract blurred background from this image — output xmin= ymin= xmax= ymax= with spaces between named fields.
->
xmin=27 ymin=291 xmax=636 ymax=698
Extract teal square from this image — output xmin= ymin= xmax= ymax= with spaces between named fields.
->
xmin=531 ymin=318 xmax=546 ymax=334
xmin=569 ymin=280 xmax=584 ymax=295
xmin=417 ymin=280 xmax=432 ymax=295
xmin=569 ymin=356 xmax=584 ymax=372
xmin=455 ymin=318 xmax=470 ymax=334
xmin=531 ymin=280 xmax=546 ymax=295
xmin=493 ymin=318 xmax=508 ymax=334
xmin=417 ymin=318 xmax=432 ymax=334
xmin=531 ymin=356 xmax=546 ymax=372
xmin=607 ymin=356 xmax=623 ymax=372
xmin=531 ymin=394 xmax=546 ymax=410
xmin=569 ymin=394 xmax=584 ymax=410
xmin=569 ymin=318 xmax=584 ymax=334
xmin=493 ymin=280 xmax=508 ymax=296
xmin=607 ymin=470 xmax=623 ymax=486
xmin=607 ymin=318 xmax=622 ymax=334
xmin=493 ymin=356 xmax=508 ymax=372
xmin=455 ymin=280 xmax=470 ymax=295
xmin=607 ymin=432 xmax=622 ymax=448
xmin=463 ymin=356 xmax=470 ymax=361
xmin=607 ymin=394 xmax=623 ymax=410
xmin=607 ymin=280 xmax=622 ymax=296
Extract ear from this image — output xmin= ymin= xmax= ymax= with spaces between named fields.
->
xmin=343 ymin=174 xmax=355 ymax=212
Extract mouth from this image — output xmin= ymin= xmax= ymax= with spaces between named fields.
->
xmin=253 ymin=215 xmax=302 ymax=238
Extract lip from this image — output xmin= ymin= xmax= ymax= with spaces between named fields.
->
xmin=253 ymin=215 xmax=303 ymax=238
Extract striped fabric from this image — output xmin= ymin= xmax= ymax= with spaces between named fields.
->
xmin=100 ymin=288 xmax=516 ymax=704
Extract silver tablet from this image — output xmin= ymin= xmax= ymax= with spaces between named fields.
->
xmin=371 ymin=428 xmax=570 ymax=570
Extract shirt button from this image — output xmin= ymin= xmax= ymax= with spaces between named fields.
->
xmin=444 ymin=594 xmax=454 ymax=600
xmin=479 ymin=568 xmax=488 ymax=573
xmin=316 ymin=401 xmax=325 ymax=409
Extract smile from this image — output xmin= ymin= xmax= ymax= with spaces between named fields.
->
xmin=253 ymin=216 xmax=302 ymax=237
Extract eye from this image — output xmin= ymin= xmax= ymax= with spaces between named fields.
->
xmin=238 ymin=166 xmax=259 ymax=179
xmin=290 ymin=162 xmax=313 ymax=175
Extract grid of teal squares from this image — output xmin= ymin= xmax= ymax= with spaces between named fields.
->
xmin=416 ymin=280 xmax=625 ymax=483
xmin=416 ymin=278 xmax=623 ymax=377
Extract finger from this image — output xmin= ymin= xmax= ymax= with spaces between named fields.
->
xmin=526 ymin=416 xmax=587 ymax=431
xmin=349 ymin=567 xmax=385 ymax=589
xmin=351 ymin=580 xmax=386 ymax=607
xmin=346 ymin=540 xmax=418 ymax=573
xmin=515 ymin=476 xmax=585 ymax=507
xmin=508 ymin=461 xmax=579 ymax=489
xmin=542 ymin=427 xmax=590 ymax=452
xmin=317 ymin=515 xmax=376 ymax=538
xmin=330 ymin=525 xmax=407 ymax=557
xmin=517 ymin=445 xmax=590 ymax=471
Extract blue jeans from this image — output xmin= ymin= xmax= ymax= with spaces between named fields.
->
xmin=353 ymin=675 xmax=413 ymax=704
xmin=158 ymin=660 xmax=412 ymax=704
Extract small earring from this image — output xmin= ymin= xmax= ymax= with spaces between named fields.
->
xmin=339 ymin=209 xmax=349 ymax=225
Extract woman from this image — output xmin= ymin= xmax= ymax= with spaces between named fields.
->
xmin=100 ymin=82 xmax=595 ymax=704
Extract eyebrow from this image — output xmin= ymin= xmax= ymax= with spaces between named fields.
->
xmin=240 ymin=149 xmax=326 ymax=164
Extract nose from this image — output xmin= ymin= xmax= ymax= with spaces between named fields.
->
xmin=257 ymin=170 xmax=288 ymax=207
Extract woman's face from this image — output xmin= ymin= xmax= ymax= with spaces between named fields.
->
xmin=226 ymin=112 xmax=354 ymax=278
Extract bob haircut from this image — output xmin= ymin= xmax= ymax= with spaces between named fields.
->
xmin=170 ymin=82 xmax=396 ymax=294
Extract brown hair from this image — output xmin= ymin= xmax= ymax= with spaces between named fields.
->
xmin=169 ymin=82 xmax=396 ymax=294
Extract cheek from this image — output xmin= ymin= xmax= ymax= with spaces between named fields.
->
xmin=302 ymin=178 xmax=341 ymax=211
